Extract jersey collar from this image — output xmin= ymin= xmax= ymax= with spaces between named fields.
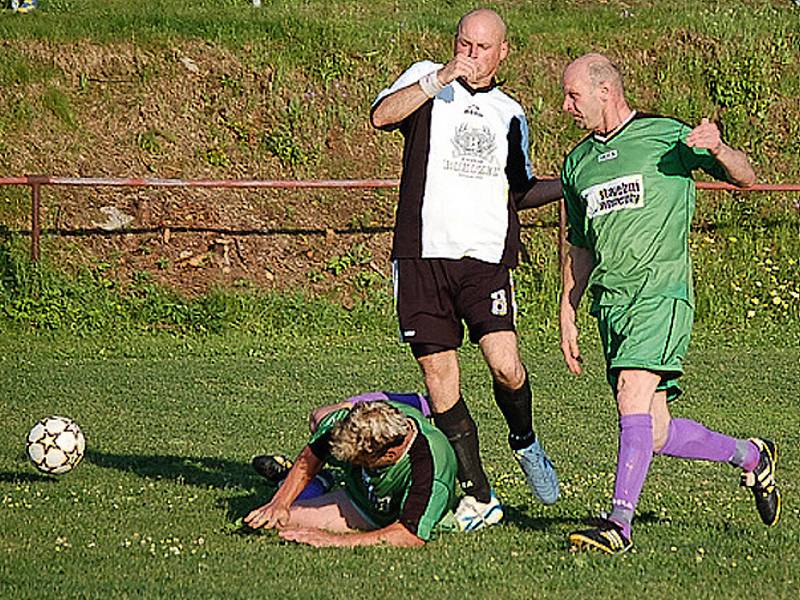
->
xmin=456 ymin=77 xmax=499 ymax=95
xmin=593 ymin=110 xmax=637 ymax=144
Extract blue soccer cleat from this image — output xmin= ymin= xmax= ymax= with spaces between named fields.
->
xmin=514 ymin=438 xmax=559 ymax=505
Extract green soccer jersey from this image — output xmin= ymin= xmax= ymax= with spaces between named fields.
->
xmin=308 ymin=402 xmax=458 ymax=541
xmin=561 ymin=112 xmax=729 ymax=311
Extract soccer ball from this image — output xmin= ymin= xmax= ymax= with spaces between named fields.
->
xmin=26 ymin=416 xmax=86 ymax=475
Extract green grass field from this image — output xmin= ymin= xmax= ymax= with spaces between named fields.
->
xmin=0 ymin=332 xmax=797 ymax=598
xmin=1 ymin=1 xmax=799 ymax=597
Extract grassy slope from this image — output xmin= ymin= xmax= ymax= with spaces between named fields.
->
xmin=0 ymin=332 xmax=797 ymax=598
xmin=0 ymin=1 xmax=798 ymax=327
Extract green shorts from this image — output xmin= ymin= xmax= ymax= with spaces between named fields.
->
xmin=596 ymin=297 xmax=693 ymax=401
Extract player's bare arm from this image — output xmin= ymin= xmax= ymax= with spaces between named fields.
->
xmin=560 ymin=244 xmax=594 ymax=375
xmin=370 ymin=55 xmax=479 ymax=129
xmin=686 ymin=118 xmax=756 ymax=188
xmin=279 ymin=521 xmax=424 ymax=548
xmin=517 ymin=178 xmax=563 ymax=210
xmin=244 ymin=446 xmax=323 ymax=529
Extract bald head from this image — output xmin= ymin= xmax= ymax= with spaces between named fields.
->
xmin=561 ymin=53 xmax=631 ymax=134
xmin=452 ymin=8 xmax=509 ymax=87
xmin=457 ymin=8 xmax=507 ymax=41
xmin=564 ymin=53 xmax=624 ymax=95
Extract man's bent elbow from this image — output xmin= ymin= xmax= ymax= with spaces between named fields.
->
xmin=370 ymin=110 xmax=395 ymax=130
xmin=738 ymin=170 xmax=757 ymax=189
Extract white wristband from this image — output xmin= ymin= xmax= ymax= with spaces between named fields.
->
xmin=418 ymin=71 xmax=444 ymax=98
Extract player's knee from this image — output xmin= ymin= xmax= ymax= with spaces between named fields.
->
xmin=651 ymin=420 xmax=670 ymax=452
xmin=615 ymin=371 xmax=657 ymax=414
xmin=490 ymin=360 xmax=525 ymax=390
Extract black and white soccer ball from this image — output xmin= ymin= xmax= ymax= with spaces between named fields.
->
xmin=26 ymin=416 xmax=86 ymax=475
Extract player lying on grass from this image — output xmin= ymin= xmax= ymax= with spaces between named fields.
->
xmin=244 ymin=393 xmax=458 ymax=547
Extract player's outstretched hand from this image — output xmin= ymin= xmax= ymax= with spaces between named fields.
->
xmin=686 ymin=117 xmax=723 ymax=155
xmin=560 ymin=319 xmax=583 ymax=375
xmin=438 ymin=54 xmax=478 ymax=85
xmin=244 ymin=499 xmax=290 ymax=530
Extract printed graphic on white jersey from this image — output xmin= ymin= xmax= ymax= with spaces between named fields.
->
xmin=443 ymin=123 xmax=501 ymax=179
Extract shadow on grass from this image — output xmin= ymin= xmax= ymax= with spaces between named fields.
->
xmin=220 ymin=490 xmax=279 ymax=535
xmin=0 ymin=471 xmax=60 ymax=484
xmin=502 ymin=506 xmax=668 ymax=531
xmin=86 ymin=449 xmax=266 ymax=492
xmin=502 ymin=504 xmax=580 ymax=530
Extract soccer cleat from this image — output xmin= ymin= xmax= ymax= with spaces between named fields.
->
xmin=15 ymin=0 xmax=38 ymax=13
xmin=514 ymin=438 xmax=560 ymax=505
xmin=569 ymin=519 xmax=632 ymax=555
xmin=251 ymin=454 xmax=293 ymax=482
xmin=454 ymin=491 xmax=504 ymax=532
xmin=741 ymin=438 xmax=781 ymax=527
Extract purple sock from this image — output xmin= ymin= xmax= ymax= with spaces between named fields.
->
xmin=609 ymin=413 xmax=653 ymax=539
xmin=657 ymin=418 xmax=750 ymax=465
xmin=295 ymin=471 xmax=333 ymax=501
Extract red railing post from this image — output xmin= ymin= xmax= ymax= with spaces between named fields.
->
xmin=25 ymin=175 xmax=51 ymax=262
xmin=30 ymin=180 xmax=41 ymax=262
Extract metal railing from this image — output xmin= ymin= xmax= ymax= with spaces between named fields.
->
xmin=1 ymin=174 xmax=798 ymax=262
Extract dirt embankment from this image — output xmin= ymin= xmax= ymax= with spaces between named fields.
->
xmin=1 ymin=39 xmax=558 ymax=300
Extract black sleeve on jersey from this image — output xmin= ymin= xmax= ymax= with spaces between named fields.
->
xmin=392 ymin=102 xmax=435 ymax=257
xmin=505 ymin=116 xmax=537 ymax=205
xmin=308 ymin=431 xmax=333 ymax=461
xmin=398 ymin=433 xmax=436 ymax=536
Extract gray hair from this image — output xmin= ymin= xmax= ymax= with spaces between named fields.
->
xmin=329 ymin=401 xmax=408 ymax=464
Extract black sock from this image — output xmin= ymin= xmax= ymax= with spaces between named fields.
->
xmin=493 ymin=372 xmax=536 ymax=450
xmin=433 ymin=397 xmax=491 ymax=503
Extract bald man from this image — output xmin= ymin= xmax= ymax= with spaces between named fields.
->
xmin=559 ymin=53 xmax=780 ymax=554
xmin=370 ymin=8 xmax=561 ymax=531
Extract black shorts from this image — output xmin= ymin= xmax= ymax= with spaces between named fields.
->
xmin=393 ymin=257 xmax=516 ymax=349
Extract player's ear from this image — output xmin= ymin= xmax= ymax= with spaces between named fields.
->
xmin=499 ymin=39 xmax=509 ymax=61
xmin=597 ymin=82 xmax=611 ymax=102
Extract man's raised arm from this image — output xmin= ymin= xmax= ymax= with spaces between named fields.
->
xmin=371 ymin=55 xmax=480 ymax=129
xmin=686 ymin=118 xmax=756 ymax=188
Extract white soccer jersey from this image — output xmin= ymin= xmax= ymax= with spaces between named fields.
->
xmin=373 ymin=61 xmax=535 ymax=266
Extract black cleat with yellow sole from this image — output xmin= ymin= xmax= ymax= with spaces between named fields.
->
xmin=741 ymin=438 xmax=781 ymax=527
xmin=251 ymin=454 xmax=293 ymax=483
xmin=569 ymin=518 xmax=632 ymax=555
